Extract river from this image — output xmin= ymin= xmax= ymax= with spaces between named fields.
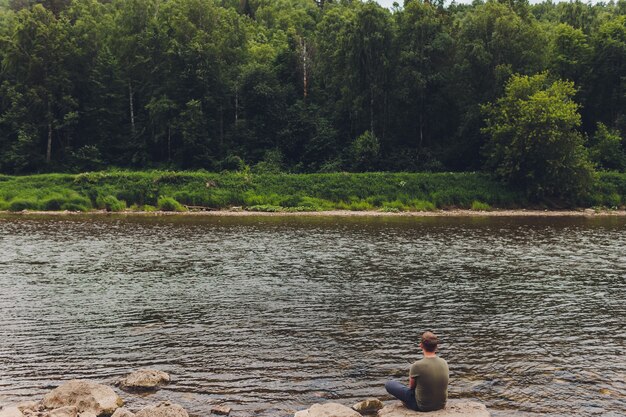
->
xmin=0 ymin=215 xmax=624 ymax=417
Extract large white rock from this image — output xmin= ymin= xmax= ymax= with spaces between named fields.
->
xmin=49 ymin=406 xmax=78 ymax=417
xmin=294 ymin=403 xmax=362 ymax=417
xmin=42 ymin=380 xmax=124 ymax=417
xmin=117 ymin=370 xmax=170 ymax=391
xmin=377 ymin=401 xmax=490 ymax=417
xmin=135 ymin=402 xmax=188 ymax=417
xmin=0 ymin=407 xmax=23 ymax=417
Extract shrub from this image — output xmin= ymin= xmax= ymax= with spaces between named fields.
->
xmin=380 ymin=206 xmax=400 ymax=213
xmin=589 ymin=123 xmax=626 ymax=171
xmin=352 ymin=131 xmax=380 ymax=171
xmin=41 ymin=195 xmax=65 ymax=211
xmin=338 ymin=200 xmax=374 ymax=211
xmin=382 ymin=200 xmax=409 ymax=211
xmin=8 ymin=198 xmax=39 ymax=211
xmin=130 ymin=204 xmax=157 ymax=212
xmin=157 ymin=196 xmax=186 ymax=212
xmin=482 ymin=73 xmax=594 ymax=201
xmin=96 ymin=195 xmax=126 ymax=212
xmin=61 ymin=202 xmax=89 ymax=212
xmin=410 ymin=199 xmax=437 ymax=211
xmin=0 ymin=198 xmax=8 ymax=210
xmin=471 ymin=201 xmax=492 ymax=211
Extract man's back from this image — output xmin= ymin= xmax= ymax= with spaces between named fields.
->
xmin=409 ymin=357 xmax=449 ymax=411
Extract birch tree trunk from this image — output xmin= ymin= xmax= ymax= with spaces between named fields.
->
xmin=129 ymin=80 xmax=136 ymax=136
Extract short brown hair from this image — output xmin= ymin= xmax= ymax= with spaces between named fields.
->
xmin=421 ymin=331 xmax=439 ymax=352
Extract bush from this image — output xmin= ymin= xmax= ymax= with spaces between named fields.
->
xmin=409 ymin=199 xmax=437 ymax=211
xmin=157 ymin=196 xmax=186 ymax=212
xmin=482 ymin=73 xmax=594 ymax=201
xmin=8 ymin=198 xmax=39 ymax=211
xmin=589 ymin=123 xmax=626 ymax=171
xmin=471 ymin=201 xmax=492 ymax=211
xmin=96 ymin=195 xmax=126 ymax=212
xmin=41 ymin=195 xmax=65 ymax=211
xmin=61 ymin=202 xmax=89 ymax=212
xmin=0 ymin=198 xmax=8 ymax=210
xmin=352 ymin=131 xmax=380 ymax=171
xmin=130 ymin=204 xmax=157 ymax=212
xmin=382 ymin=200 xmax=409 ymax=211
xmin=338 ymin=200 xmax=374 ymax=211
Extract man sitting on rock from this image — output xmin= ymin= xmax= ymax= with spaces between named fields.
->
xmin=385 ymin=331 xmax=449 ymax=412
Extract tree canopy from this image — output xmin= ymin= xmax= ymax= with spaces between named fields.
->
xmin=0 ymin=0 xmax=624 ymax=195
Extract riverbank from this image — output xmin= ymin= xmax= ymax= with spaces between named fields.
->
xmin=0 ymin=170 xmax=624 ymax=213
xmin=2 ymin=208 xmax=626 ymax=217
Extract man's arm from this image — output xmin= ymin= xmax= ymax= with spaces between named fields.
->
xmin=409 ymin=377 xmax=416 ymax=389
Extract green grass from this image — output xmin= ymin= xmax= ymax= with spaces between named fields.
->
xmin=0 ymin=170 xmax=623 ymax=212
xmin=470 ymin=201 xmax=492 ymax=211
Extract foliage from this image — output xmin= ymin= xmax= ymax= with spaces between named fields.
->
xmin=351 ymin=130 xmax=380 ymax=171
xmin=471 ymin=201 xmax=492 ymax=211
xmin=96 ymin=195 xmax=126 ymax=212
xmin=157 ymin=196 xmax=186 ymax=212
xmin=589 ymin=123 xmax=626 ymax=171
xmin=0 ymin=0 xmax=623 ymax=181
xmin=0 ymin=170 xmax=624 ymax=211
xmin=482 ymin=72 xmax=594 ymax=201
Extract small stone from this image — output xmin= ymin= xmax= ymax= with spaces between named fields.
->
xmin=111 ymin=409 xmax=135 ymax=417
xmin=210 ymin=406 xmax=231 ymax=416
xmin=49 ymin=407 xmax=77 ymax=417
xmin=294 ymin=403 xmax=361 ymax=417
xmin=352 ymin=398 xmax=384 ymax=414
xmin=117 ymin=370 xmax=171 ymax=392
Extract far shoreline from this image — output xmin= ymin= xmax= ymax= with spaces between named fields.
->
xmin=2 ymin=208 xmax=626 ymax=217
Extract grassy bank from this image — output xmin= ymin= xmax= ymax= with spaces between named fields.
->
xmin=0 ymin=171 xmax=624 ymax=213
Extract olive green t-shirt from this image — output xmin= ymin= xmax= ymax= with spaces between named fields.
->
xmin=409 ymin=356 xmax=449 ymax=411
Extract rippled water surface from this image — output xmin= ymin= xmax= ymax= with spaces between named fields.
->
xmin=0 ymin=215 xmax=625 ymax=417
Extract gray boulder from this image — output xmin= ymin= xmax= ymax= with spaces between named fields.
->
xmin=377 ymin=401 xmax=490 ymax=417
xmin=294 ymin=403 xmax=362 ymax=417
xmin=42 ymin=380 xmax=124 ymax=417
xmin=117 ymin=370 xmax=170 ymax=392
xmin=352 ymin=399 xmax=385 ymax=414
xmin=135 ymin=402 xmax=188 ymax=417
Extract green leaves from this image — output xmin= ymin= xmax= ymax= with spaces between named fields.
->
xmin=482 ymin=72 xmax=594 ymax=202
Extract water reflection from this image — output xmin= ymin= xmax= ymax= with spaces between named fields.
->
xmin=0 ymin=215 xmax=625 ymax=416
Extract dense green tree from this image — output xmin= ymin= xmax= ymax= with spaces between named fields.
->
xmin=393 ymin=0 xmax=454 ymax=164
xmin=589 ymin=123 xmax=626 ymax=171
xmin=451 ymin=1 xmax=548 ymax=170
xmin=0 ymin=0 xmax=624 ymax=179
xmin=588 ymin=16 xmax=626 ymax=134
xmin=482 ymin=73 xmax=593 ymax=200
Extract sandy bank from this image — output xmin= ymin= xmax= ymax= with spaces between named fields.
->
xmin=2 ymin=209 xmax=626 ymax=217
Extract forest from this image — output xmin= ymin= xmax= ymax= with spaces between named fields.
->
xmin=0 ymin=0 xmax=625 ymax=202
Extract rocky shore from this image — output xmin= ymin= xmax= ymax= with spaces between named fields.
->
xmin=0 ymin=371 xmax=490 ymax=417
